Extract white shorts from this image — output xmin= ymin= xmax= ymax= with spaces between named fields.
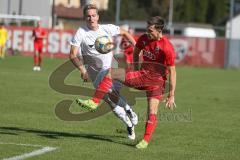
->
xmin=87 ymin=67 xmax=122 ymax=92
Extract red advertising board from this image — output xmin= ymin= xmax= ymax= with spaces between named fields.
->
xmin=5 ymin=26 xmax=226 ymax=67
xmin=6 ymin=26 xmax=74 ymax=58
xmin=169 ymin=36 xmax=225 ymax=67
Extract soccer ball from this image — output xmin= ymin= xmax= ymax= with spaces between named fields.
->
xmin=95 ymin=35 xmax=114 ymax=54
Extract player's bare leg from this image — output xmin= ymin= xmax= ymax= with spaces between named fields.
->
xmin=0 ymin=45 xmax=4 ymax=59
xmin=38 ymin=52 xmax=43 ymax=71
xmin=33 ymin=51 xmax=42 ymax=71
xmin=33 ymin=51 xmax=39 ymax=71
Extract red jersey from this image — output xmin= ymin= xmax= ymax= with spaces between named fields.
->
xmin=135 ymin=34 xmax=175 ymax=79
xmin=121 ymin=37 xmax=134 ymax=63
xmin=33 ymin=27 xmax=47 ymax=44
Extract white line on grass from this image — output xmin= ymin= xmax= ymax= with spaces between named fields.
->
xmin=0 ymin=142 xmax=57 ymax=160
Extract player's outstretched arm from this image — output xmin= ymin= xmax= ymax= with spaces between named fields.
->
xmin=166 ymin=66 xmax=176 ymax=109
xmin=69 ymin=45 xmax=88 ymax=81
xmin=120 ymin=29 xmax=136 ymax=46
xmin=133 ymin=47 xmax=141 ymax=70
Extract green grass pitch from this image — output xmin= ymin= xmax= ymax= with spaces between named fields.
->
xmin=0 ymin=55 xmax=239 ymax=160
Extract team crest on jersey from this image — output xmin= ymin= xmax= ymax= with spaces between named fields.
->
xmin=142 ymin=49 xmax=156 ymax=60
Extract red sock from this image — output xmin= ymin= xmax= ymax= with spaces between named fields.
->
xmin=92 ymin=76 xmax=113 ymax=104
xmin=34 ymin=55 xmax=38 ymax=66
xmin=143 ymin=114 xmax=157 ymax=142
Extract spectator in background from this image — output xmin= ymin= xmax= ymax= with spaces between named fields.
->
xmin=120 ymin=25 xmax=135 ymax=65
xmin=119 ymin=25 xmax=143 ymax=69
xmin=32 ymin=21 xmax=47 ymax=71
xmin=0 ymin=25 xmax=8 ymax=59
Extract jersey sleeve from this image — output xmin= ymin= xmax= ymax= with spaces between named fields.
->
xmin=70 ymin=28 xmax=83 ymax=47
xmin=166 ymin=41 xmax=176 ymax=66
xmin=135 ymin=34 xmax=146 ymax=50
xmin=105 ymin=24 xmax=120 ymax=36
xmin=42 ymin=29 xmax=47 ymax=36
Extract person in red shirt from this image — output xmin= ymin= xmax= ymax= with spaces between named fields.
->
xmin=120 ymin=26 xmax=135 ymax=65
xmin=32 ymin=21 xmax=47 ymax=71
xmin=76 ymin=16 xmax=177 ymax=149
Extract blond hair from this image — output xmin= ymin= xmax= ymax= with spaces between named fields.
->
xmin=83 ymin=4 xmax=99 ymax=16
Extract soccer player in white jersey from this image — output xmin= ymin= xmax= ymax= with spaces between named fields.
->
xmin=69 ymin=4 xmax=138 ymax=140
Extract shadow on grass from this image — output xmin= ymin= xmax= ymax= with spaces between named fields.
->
xmin=0 ymin=126 xmax=135 ymax=148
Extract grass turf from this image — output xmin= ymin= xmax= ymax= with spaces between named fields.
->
xmin=0 ymin=55 xmax=239 ymax=160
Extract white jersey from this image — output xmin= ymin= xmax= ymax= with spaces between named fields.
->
xmin=70 ymin=24 xmax=120 ymax=77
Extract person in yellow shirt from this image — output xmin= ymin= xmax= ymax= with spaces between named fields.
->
xmin=0 ymin=25 xmax=8 ymax=59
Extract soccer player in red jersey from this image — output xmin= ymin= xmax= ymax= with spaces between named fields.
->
xmin=76 ymin=16 xmax=177 ymax=149
xmin=32 ymin=21 xmax=47 ymax=71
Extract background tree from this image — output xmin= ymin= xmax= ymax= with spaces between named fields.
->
xmin=206 ymin=0 xmax=229 ymax=25
xmin=138 ymin=0 xmax=170 ymax=19
xmin=99 ymin=0 xmax=230 ymax=27
xmin=174 ymin=0 xmax=208 ymax=23
xmin=99 ymin=0 xmax=148 ymax=22
xmin=98 ymin=0 xmax=116 ymax=21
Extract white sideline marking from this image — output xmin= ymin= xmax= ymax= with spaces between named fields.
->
xmin=0 ymin=142 xmax=57 ymax=160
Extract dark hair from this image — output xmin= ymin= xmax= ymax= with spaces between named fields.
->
xmin=147 ymin=16 xmax=165 ymax=31
xmin=83 ymin=4 xmax=99 ymax=16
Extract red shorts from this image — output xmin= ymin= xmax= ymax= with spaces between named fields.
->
xmin=124 ymin=70 xmax=165 ymax=100
xmin=34 ymin=42 xmax=43 ymax=53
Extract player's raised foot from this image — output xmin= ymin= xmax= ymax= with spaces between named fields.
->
xmin=127 ymin=126 xmax=135 ymax=140
xmin=76 ymin=99 xmax=98 ymax=111
xmin=136 ymin=139 xmax=148 ymax=149
xmin=126 ymin=110 xmax=138 ymax=125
